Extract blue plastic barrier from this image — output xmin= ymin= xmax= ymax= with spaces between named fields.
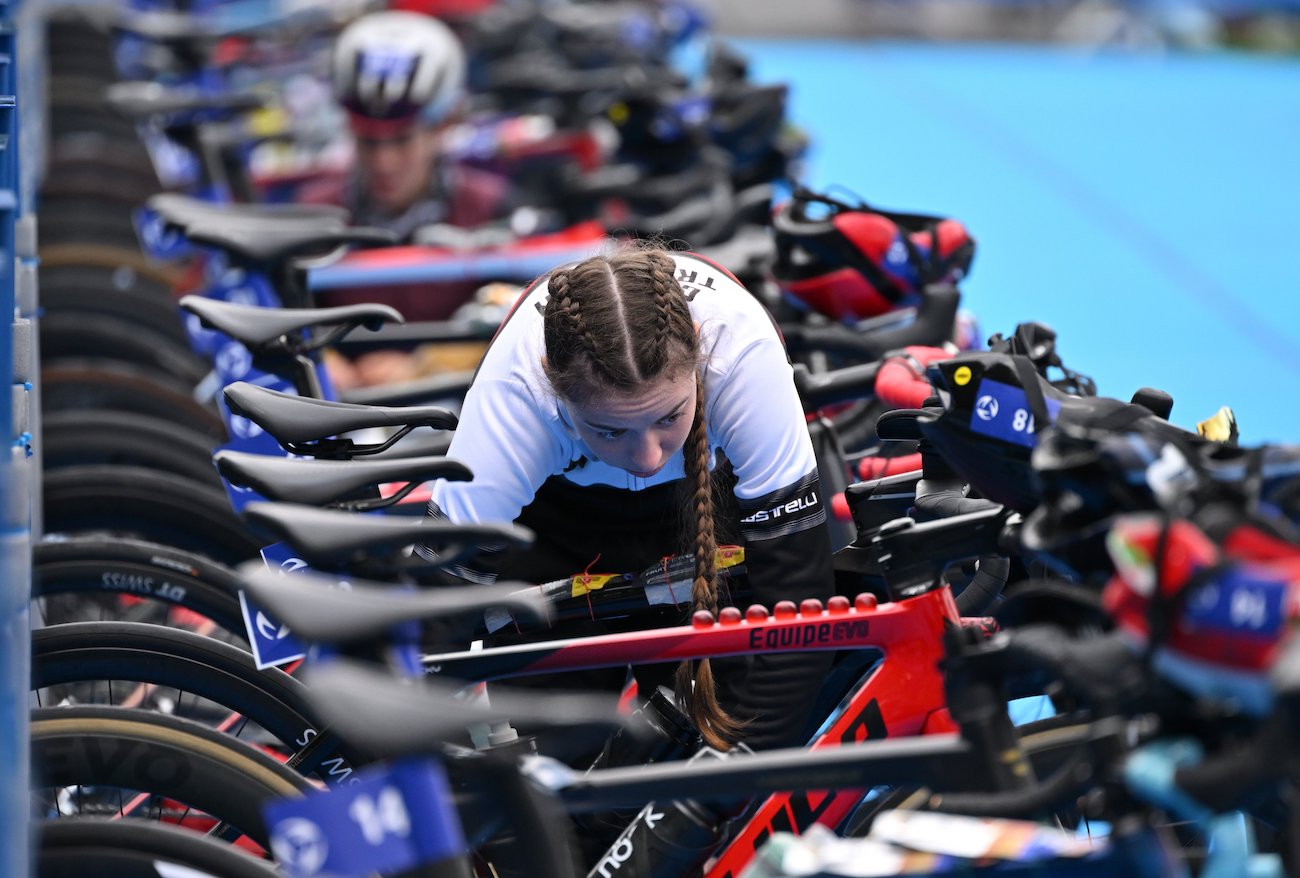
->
xmin=2 ymin=0 xmax=37 ymax=874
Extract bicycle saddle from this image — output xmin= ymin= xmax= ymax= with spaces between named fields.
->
xmin=111 ymin=5 xmax=323 ymax=42
xmin=241 ymin=501 xmax=533 ymax=571
xmin=302 ymin=661 xmax=629 ymax=756
xmin=147 ymin=193 xmax=351 ymax=229
xmin=337 ymin=370 xmax=476 ymax=408
xmin=184 ymin=221 xmax=400 ymax=271
xmin=180 ymin=297 xmax=403 ymax=350
xmin=223 ymin=381 xmax=458 ymax=446
xmin=236 ymin=563 xmax=546 ymax=646
xmin=105 ymin=81 xmax=266 ymax=122
xmin=110 ymin=8 xmax=226 ymax=43
xmin=213 ymin=450 xmax=471 ymax=508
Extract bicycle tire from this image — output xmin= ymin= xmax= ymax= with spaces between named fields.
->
xmin=48 ymin=75 xmax=122 ymax=108
xmin=32 ymin=622 xmax=365 ymax=786
xmin=41 ymin=360 xmax=225 ymax=439
xmin=49 ymin=107 xmax=141 ymax=142
xmin=48 ymin=132 xmax=155 ymax=174
xmin=39 ymin=263 xmax=171 ymax=300
xmin=39 ymin=312 xmax=211 ymax=387
xmin=41 ymin=280 xmax=189 ymax=344
xmin=37 ymin=209 xmax=143 ymax=249
xmin=39 ymin=178 xmax=160 ymax=210
xmin=47 ymin=31 xmax=113 ymax=56
xmin=42 ymin=409 xmax=221 ymax=486
xmin=33 ymin=536 xmax=247 ymax=635
xmin=45 ymin=52 xmax=117 ymax=81
xmin=30 ymin=706 xmax=314 ymax=848
xmin=42 ymin=465 xmax=264 ymax=566
xmin=39 ymin=242 xmax=185 ymax=287
xmin=36 ymin=819 xmax=282 ymax=878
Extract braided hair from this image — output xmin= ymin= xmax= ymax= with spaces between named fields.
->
xmin=542 ymin=249 xmax=742 ymax=749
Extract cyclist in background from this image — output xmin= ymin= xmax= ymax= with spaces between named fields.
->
xmin=313 ymin=9 xmax=509 ymax=238
xmin=419 ymin=247 xmax=836 ymax=752
xmin=303 ymin=10 xmax=514 ymax=387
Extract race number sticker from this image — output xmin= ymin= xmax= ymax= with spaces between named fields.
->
xmin=968 ymin=378 xmax=1061 ymax=448
xmin=265 ymin=757 xmax=465 ymax=878
xmin=1182 ymin=567 xmax=1287 ymax=639
xmin=238 ymin=543 xmax=312 ymax=670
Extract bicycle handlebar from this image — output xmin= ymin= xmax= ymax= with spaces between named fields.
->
xmin=875 ymin=345 xmax=950 ymax=410
xmin=782 ymin=285 xmax=961 ymax=361
xmin=792 ymin=361 xmax=881 ymax=410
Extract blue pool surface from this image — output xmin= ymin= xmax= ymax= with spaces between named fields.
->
xmin=737 ymin=40 xmax=1300 ymax=445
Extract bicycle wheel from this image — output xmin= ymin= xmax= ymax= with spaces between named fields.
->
xmin=42 ymin=409 xmax=221 ymax=487
xmin=43 ymin=465 xmax=264 ymax=566
xmin=33 ymin=535 xmax=246 ymax=635
xmin=36 ymin=819 xmax=282 ymax=878
xmin=42 ymin=360 xmax=225 ymax=439
xmin=39 ymin=312 xmax=211 ymax=387
xmin=49 ymin=107 xmax=141 ymax=142
xmin=32 ymin=622 xmax=365 ymax=786
xmin=39 ymin=263 xmax=171 ymax=300
xmin=31 ymin=706 xmax=314 ymax=849
xmin=37 ymin=207 xmax=143 ymax=249
xmin=41 ymin=280 xmax=189 ymax=345
xmin=39 ymin=242 xmax=184 ymax=287
xmin=39 ymin=168 xmax=160 ymax=204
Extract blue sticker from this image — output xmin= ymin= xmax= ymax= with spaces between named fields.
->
xmin=237 ymin=543 xmax=314 ymax=670
xmin=132 ymin=206 xmax=194 ymax=262
xmin=1182 ymin=567 xmax=1287 ymax=638
xmin=239 ymin=588 xmax=307 ymax=671
xmin=968 ymin=378 xmax=1062 ymax=448
xmin=265 ymin=757 xmax=466 ymax=878
xmin=139 ymin=129 xmax=202 ymax=190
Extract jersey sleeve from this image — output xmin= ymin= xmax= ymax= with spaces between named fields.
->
xmin=420 ymin=374 xmax=567 ymax=580
xmin=710 ymin=332 xmax=824 ymax=519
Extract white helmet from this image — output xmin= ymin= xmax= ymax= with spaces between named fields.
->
xmin=332 ymin=11 xmax=466 ymax=135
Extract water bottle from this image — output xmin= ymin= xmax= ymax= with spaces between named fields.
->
xmin=586 ymin=746 xmax=750 ymax=878
xmin=574 ymin=686 xmax=700 ymax=864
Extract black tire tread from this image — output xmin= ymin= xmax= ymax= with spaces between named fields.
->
xmin=35 ymin=819 xmax=282 ymax=878
xmin=42 ymin=465 xmax=263 ymax=565
xmin=32 ymin=621 xmax=364 ymax=784
xmin=30 ymin=706 xmax=314 ymax=848
xmin=33 ymin=535 xmax=247 ymax=635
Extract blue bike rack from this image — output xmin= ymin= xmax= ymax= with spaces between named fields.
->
xmin=2 ymin=0 xmax=41 ymax=874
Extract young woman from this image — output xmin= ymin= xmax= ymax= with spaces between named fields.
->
xmin=420 ymin=247 xmax=835 ymax=751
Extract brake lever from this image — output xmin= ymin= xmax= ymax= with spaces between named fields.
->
xmin=862 ymin=506 xmax=1022 ymax=595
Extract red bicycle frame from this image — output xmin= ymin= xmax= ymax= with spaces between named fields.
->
xmin=420 ymin=584 xmax=964 ymax=878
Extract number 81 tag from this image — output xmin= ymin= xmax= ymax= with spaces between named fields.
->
xmin=968 ymin=378 xmax=1061 ymax=448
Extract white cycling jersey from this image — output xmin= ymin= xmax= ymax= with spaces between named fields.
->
xmin=427 ymin=251 xmax=824 ymax=546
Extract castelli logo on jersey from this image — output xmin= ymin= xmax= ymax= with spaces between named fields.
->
xmin=739 ymin=491 xmax=820 ymax=524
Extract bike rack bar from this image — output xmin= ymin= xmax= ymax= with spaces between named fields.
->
xmin=2 ymin=0 xmax=41 ymax=873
